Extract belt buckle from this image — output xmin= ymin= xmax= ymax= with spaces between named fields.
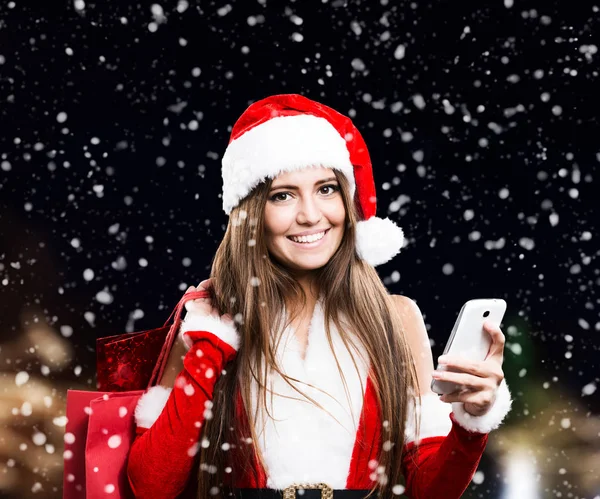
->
xmin=282 ymin=482 xmax=333 ymax=499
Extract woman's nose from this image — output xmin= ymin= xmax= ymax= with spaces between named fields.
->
xmin=296 ymin=197 xmax=322 ymax=224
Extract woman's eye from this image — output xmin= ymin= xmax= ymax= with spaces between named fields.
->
xmin=321 ymin=184 xmax=339 ymax=195
xmin=269 ymin=185 xmax=338 ymax=203
xmin=270 ymin=192 xmax=289 ymax=202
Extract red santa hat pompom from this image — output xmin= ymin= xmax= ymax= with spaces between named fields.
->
xmin=221 ymin=94 xmax=404 ymax=267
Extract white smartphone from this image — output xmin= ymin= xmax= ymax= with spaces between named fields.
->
xmin=431 ymin=298 xmax=507 ymax=395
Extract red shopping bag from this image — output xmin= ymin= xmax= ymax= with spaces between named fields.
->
xmin=64 ymin=390 xmax=143 ymax=498
xmin=64 ymin=290 xmax=209 ymax=498
xmin=96 ymin=326 xmax=171 ymax=392
xmin=95 ymin=291 xmax=205 ymax=392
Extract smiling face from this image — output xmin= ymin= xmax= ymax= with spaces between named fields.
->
xmin=263 ymin=167 xmax=346 ymax=276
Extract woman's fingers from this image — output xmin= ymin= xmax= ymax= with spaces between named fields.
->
xmin=438 ymin=387 xmax=469 ymax=404
xmin=438 ymin=357 xmax=487 ymax=377
xmin=437 ymin=356 xmax=504 ymax=383
xmin=185 ymin=278 xmax=229 ymax=322
xmin=184 ymin=280 xmax=212 ymax=293
xmin=185 ymin=280 xmax=211 ymax=301
xmin=440 ymin=387 xmax=496 ymax=408
xmin=184 ymin=296 xmax=212 ymax=314
xmin=432 ymin=370 xmax=479 ymax=389
xmin=190 ymin=279 xmax=212 ymax=300
xmin=432 ymin=369 xmax=497 ymax=392
xmin=483 ymin=321 xmax=506 ymax=363
xmin=197 ymin=278 xmax=213 ymax=290
xmin=184 ymin=278 xmax=219 ymax=316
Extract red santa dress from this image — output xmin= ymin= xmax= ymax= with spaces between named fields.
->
xmin=126 ymin=296 xmax=512 ymax=498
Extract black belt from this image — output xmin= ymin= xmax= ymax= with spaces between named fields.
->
xmin=229 ymin=489 xmax=373 ymax=498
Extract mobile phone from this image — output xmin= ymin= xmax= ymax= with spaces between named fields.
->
xmin=431 ymin=298 xmax=507 ymax=395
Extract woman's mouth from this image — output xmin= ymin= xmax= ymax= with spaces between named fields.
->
xmin=286 ymin=228 xmax=330 ymax=248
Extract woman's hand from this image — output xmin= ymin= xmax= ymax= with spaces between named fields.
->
xmin=431 ymin=321 xmax=506 ymax=417
xmin=160 ymin=279 xmax=235 ymax=387
xmin=180 ymin=279 xmax=236 ymax=347
xmin=183 ymin=279 xmax=233 ymax=323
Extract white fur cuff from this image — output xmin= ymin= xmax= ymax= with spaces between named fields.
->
xmin=134 ymin=385 xmax=172 ymax=429
xmin=180 ymin=312 xmax=240 ymax=351
xmin=451 ymin=378 xmax=512 ymax=434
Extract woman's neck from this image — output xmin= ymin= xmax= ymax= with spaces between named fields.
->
xmin=285 ymin=271 xmax=321 ymax=312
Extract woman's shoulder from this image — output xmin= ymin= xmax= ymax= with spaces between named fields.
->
xmin=389 ymin=294 xmax=435 ymax=389
xmin=389 ymin=294 xmax=428 ymax=342
xmin=389 ymin=294 xmax=423 ymax=322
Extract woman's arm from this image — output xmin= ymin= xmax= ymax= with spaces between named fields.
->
xmin=392 ymin=295 xmax=512 ymax=499
xmin=126 ymin=312 xmax=240 ymax=499
xmin=155 ymin=327 xmax=190 ymax=388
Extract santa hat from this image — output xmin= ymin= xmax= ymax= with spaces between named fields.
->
xmin=221 ymin=94 xmax=404 ymax=267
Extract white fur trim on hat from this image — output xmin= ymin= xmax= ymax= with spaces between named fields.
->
xmin=451 ymin=378 xmax=513 ymax=434
xmin=180 ymin=312 xmax=240 ymax=351
xmin=355 ymin=216 xmax=404 ymax=267
xmin=221 ymin=114 xmax=356 ymax=215
xmin=405 ymin=393 xmax=453 ymax=444
xmin=134 ymin=385 xmax=172 ymax=429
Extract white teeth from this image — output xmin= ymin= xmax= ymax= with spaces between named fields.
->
xmin=290 ymin=230 xmax=326 ymax=243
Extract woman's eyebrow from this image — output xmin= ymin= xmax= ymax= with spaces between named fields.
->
xmin=270 ymin=177 xmax=338 ymax=191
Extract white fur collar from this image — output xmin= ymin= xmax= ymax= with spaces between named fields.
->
xmin=249 ymin=297 xmax=370 ymax=489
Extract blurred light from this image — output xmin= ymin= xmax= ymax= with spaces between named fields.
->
xmin=502 ymin=449 xmax=540 ymax=499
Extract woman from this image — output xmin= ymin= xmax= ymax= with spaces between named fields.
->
xmin=127 ymin=94 xmax=512 ymax=498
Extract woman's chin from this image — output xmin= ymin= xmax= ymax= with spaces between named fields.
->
xmin=280 ymin=254 xmax=333 ymax=272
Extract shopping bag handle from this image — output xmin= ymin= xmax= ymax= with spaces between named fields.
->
xmin=148 ymin=289 xmax=211 ymax=388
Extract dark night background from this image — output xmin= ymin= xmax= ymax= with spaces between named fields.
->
xmin=0 ymin=0 xmax=598 ymax=497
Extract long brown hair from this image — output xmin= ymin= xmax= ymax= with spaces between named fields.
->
xmin=196 ymin=169 xmax=420 ymax=498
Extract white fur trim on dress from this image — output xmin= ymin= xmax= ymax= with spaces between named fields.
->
xmin=134 ymin=385 xmax=172 ymax=429
xmin=451 ymin=378 xmax=512 ymax=434
xmin=249 ymin=296 xmax=370 ymax=489
xmin=404 ymin=393 xmax=453 ymax=444
xmin=180 ymin=312 xmax=240 ymax=351
xmin=355 ymin=217 xmax=404 ymax=267
xmin=221 ymin=114 xmax=356 ymax=215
